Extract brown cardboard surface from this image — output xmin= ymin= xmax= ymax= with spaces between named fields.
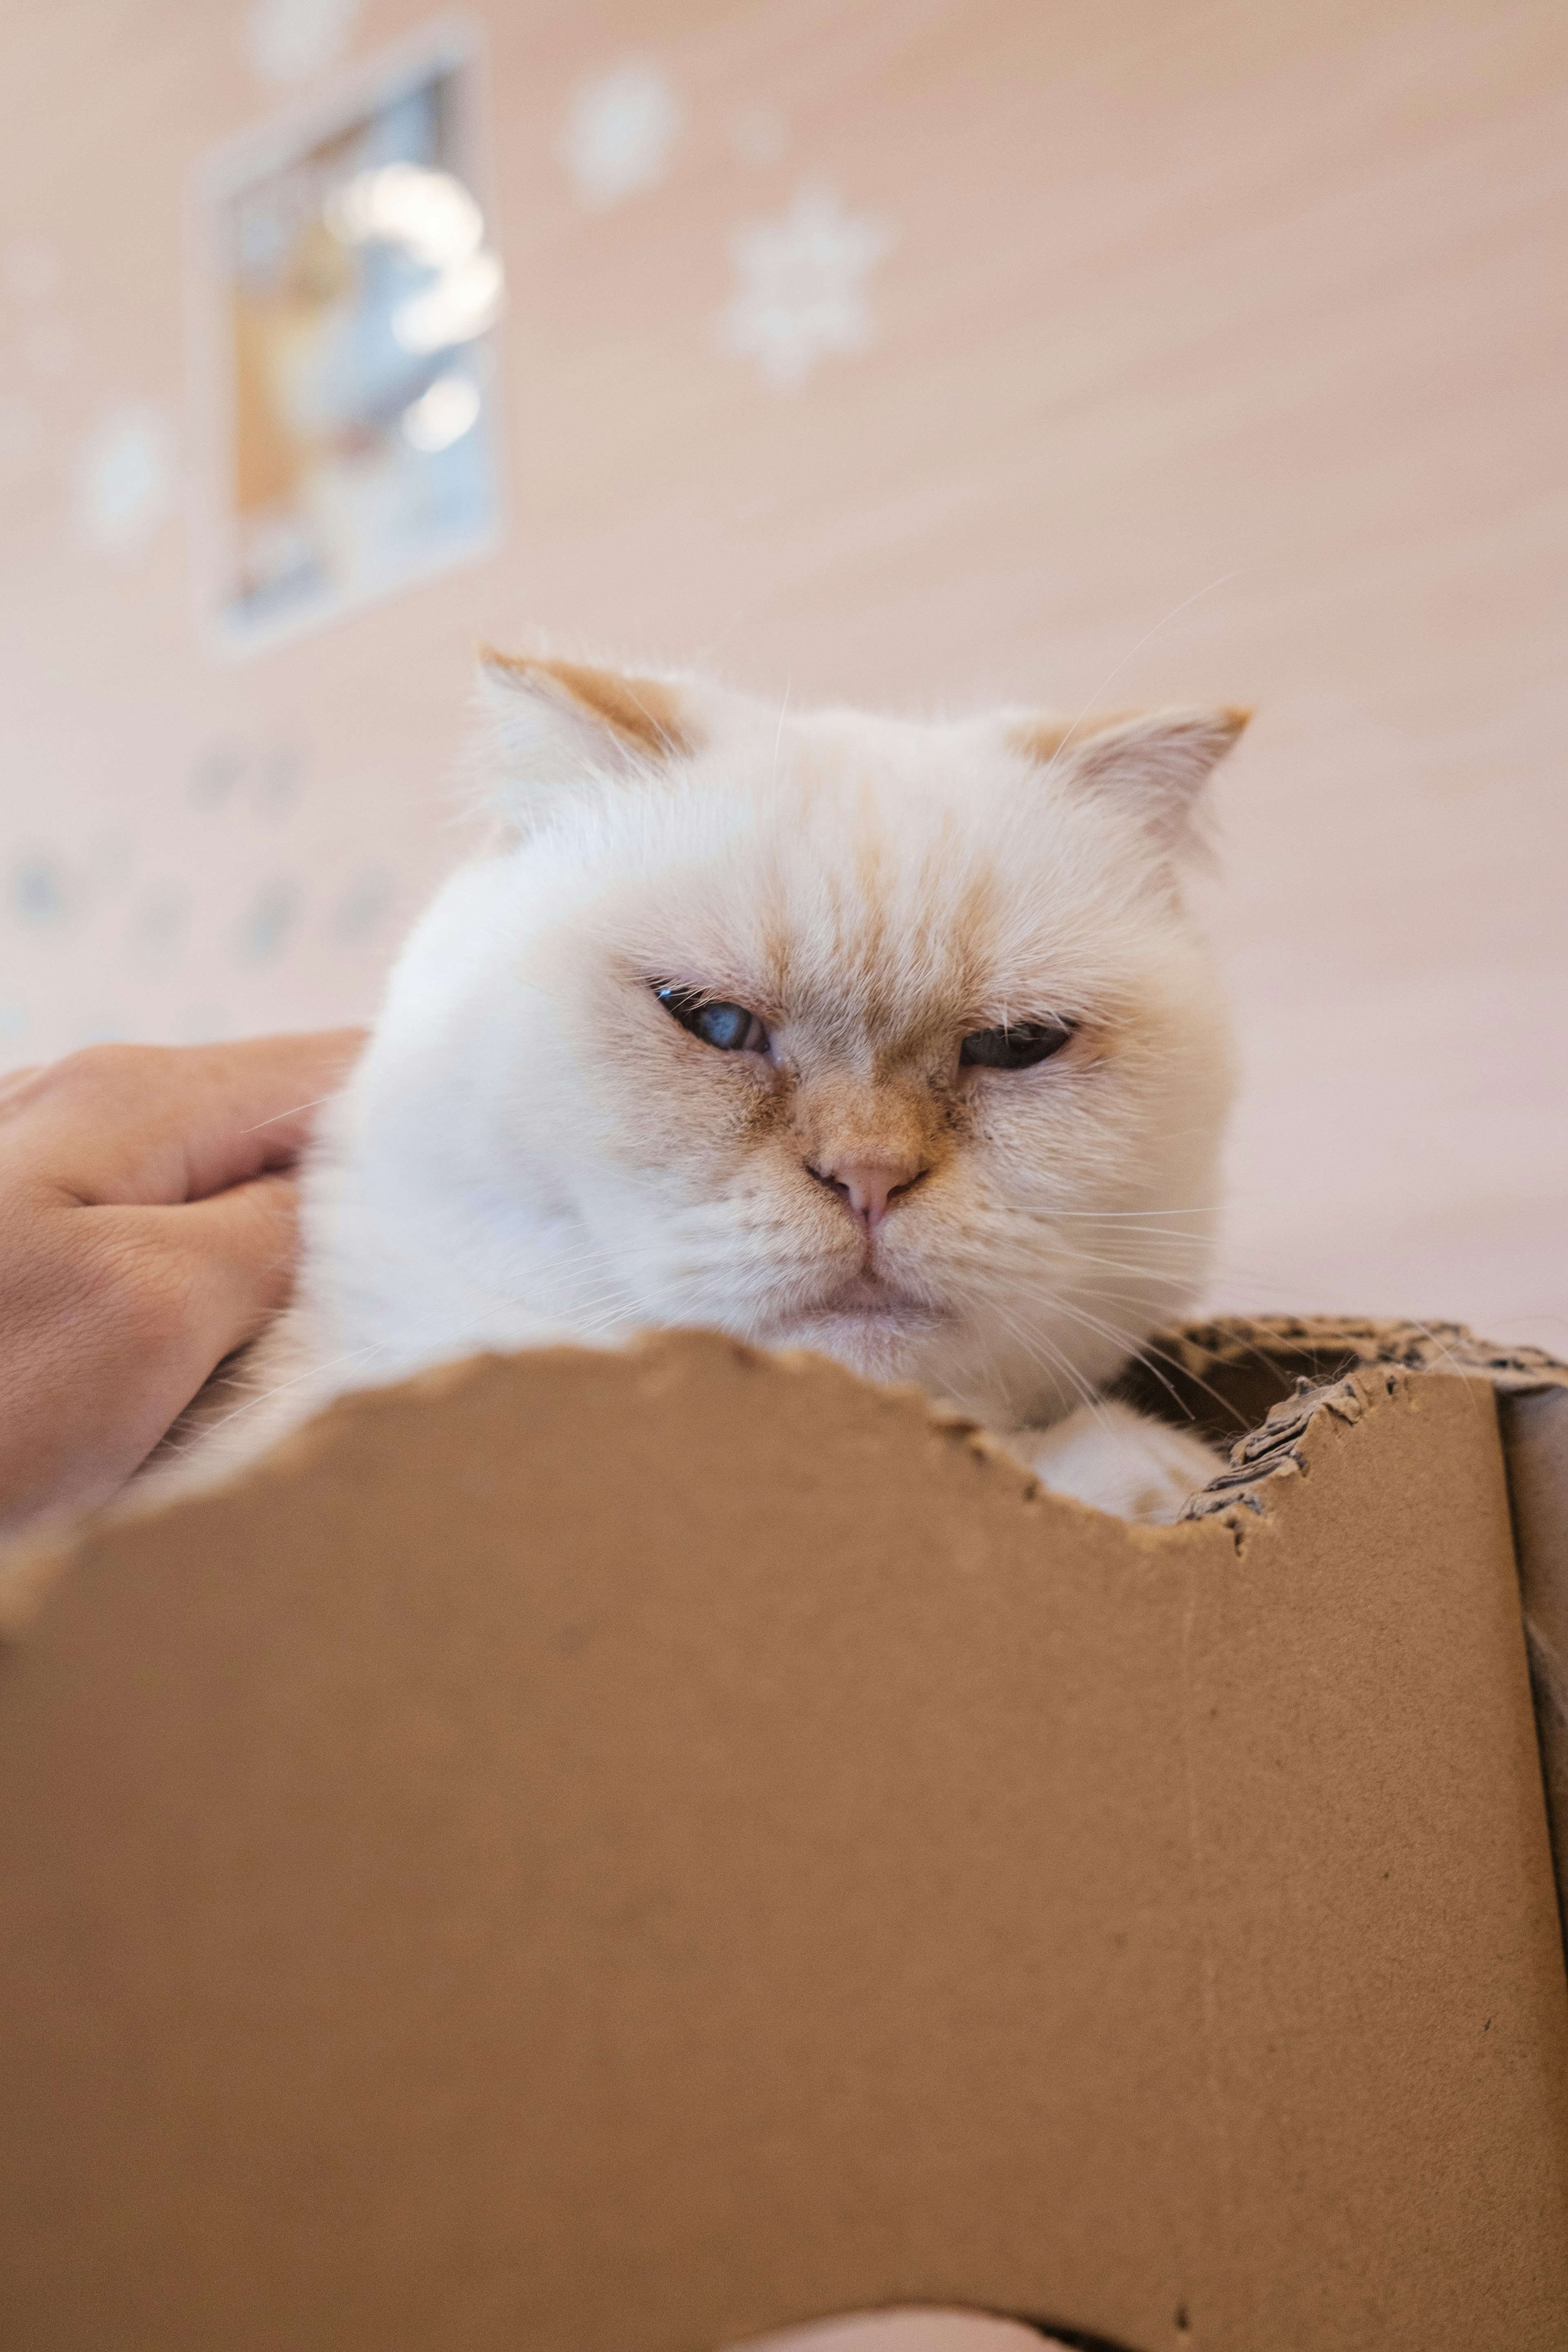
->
xmin=2 ymin=1334 xmax=1566 ymax=2351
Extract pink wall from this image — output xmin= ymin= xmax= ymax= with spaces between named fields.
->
xmin=2 ymin=0 xmax=1565 ymax=1343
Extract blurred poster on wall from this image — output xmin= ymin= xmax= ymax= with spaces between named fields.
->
xmin=195 ymin=21 xmax=503 ymax=657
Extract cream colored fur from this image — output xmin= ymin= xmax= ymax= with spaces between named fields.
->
xmin=173 ymin=655 xmax=1245 ymax=1524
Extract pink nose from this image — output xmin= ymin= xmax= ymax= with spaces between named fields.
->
xmin=807 ymin=1158 xmax=929 ymax=1230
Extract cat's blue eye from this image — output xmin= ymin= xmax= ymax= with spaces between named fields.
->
xmin=655 ymin=984 xmax=770 ymax=1056
xmin=960 ymin=1018 xmax=1076 ymax=1070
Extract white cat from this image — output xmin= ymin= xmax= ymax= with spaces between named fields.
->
xmin=180 ymin=653 xmax=1247 ymax=1523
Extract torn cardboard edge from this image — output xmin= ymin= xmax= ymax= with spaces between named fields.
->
xmin=6 ymin=1310 xmax=1563 ymax=1606
xmin=1118 ymin=1311 xmax=1568 ymax=1458
xmin=0 ymin=1336 xmax=1040 ymax=1641
xmin=4 ymin=1315 xmax=1567 ymax=1905
xmin=5 ymin=1311 xmax=1563 ymax=1572
xmin=1118 ymin=1315 xmax=1568 ymax=1921
xmin=4 ymin=1311 xmax=1567 ymax=1951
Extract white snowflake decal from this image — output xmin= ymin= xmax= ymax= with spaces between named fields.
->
xmin=242 ymin=0 xmax=360 ymax=84
xmin=71 ymin=404 xmax=177 ymax=557
xmin=559 ymin=58 xmax=684 ymax=211
xmin=715 ymin=182 xmax=895 ymax=394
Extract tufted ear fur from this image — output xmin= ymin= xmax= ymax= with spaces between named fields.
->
xmin=478 ymin=649 xmax=702 ymax=829
xmin=1009 ymin=704 xmax=1250 ymax=846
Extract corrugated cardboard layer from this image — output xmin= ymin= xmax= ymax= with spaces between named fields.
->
xmin=1124 ymin=1314 xmax=1568 ymax=1922
xmin=1508 ymin=1385 xmax=1568 ymax=1922
xmin=1 ymin=1337 xmax=1565 ymax=2351
xmin=1120 ymin=1313 xmax=1568 ymax=1448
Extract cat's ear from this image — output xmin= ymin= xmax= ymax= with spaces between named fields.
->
xmin=478 ymin=649 xmax=702 ymax=826
xmin=1010 ymin=704 xmax=1250 ymax=846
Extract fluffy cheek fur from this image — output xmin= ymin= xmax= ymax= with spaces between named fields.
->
xmin=860 ymin=972 xmax=1231 ymax=1419
xmin=476 ymin=908 xmax=1232 ymax=1429
xmin=528 ymin=967 xmax=860 ymax=1334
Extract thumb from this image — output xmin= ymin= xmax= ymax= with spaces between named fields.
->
xmin=0 ymin=1175 xmax=307 ymax=1533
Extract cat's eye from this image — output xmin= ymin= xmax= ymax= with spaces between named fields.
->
xmin=960 ymin=1018 xmax=1076 ymax=1070
xmin=655 ymin=983 xmax=770 ymax=1055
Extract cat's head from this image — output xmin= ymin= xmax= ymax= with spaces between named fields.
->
xmin=353 ymin=652 xmax=1246 ymax=1428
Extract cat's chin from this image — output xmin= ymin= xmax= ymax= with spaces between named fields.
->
xmin=761 ymin=1289 xmax=947 ymax=1384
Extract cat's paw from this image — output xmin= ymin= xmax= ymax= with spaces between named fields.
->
xmin=1018 ymin=1397 xmax=1225 ymax=1526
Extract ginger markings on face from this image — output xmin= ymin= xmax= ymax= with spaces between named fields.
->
xmin=325 ymin=651 xmax=1247 ymax=1433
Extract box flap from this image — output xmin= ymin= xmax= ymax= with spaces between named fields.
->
xmin=1 ymin=1336 xmax=1565 ymax=2350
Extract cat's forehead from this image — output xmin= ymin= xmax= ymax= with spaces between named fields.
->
xmin=768 ymin=705 xmax=993 ymax=803
xmin=633 ymin=751 xmax=1132 ymax=1041
xmin=757 ymin=854 xmax=993 ymax=1047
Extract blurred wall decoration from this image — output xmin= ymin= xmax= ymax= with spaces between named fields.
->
xmin=0 ymin=0 xmax=1565 ymax=1345
xmin=199 ymin=22 xmax=501 ymax=652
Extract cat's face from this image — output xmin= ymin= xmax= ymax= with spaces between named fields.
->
xmin=348 ymin=656 xmax=1245 ymax=1428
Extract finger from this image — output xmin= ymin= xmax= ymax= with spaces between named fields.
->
xmin=141 ymin=1173 xmax=305 ymax=1371
xmin=174 ymin=1030 xmax=367 ymax=1196
xmin=0 ymin=1175 xmax=303 ymax=1532
xmin=0 ymin=1031 xmax=365 ymax=1208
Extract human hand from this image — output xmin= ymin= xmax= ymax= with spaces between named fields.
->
xmin=0 ymin=1032 xmax=364 ymax=1537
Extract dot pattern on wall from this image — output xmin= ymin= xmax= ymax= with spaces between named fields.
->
xmin=0 ymin=728 xmax=410 ymax=1069
xmin=70 ymin=404 xmax=178 ymax=556
xmin=559 ymin=57 xmax=686 ymax=210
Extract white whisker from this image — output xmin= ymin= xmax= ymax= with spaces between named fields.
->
xmin=1037 ymin=568 xmax=1252 ymax=782
xmin=238 ymin=1091 xmax=340 ymax=1137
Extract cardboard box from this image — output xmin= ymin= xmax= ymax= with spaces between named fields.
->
xmin=1 ymin=1316 xmax=1566 ymax=2350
